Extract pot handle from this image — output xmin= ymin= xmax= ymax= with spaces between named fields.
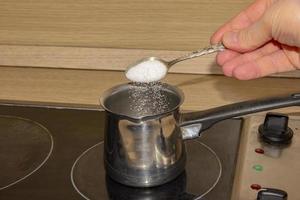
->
xmin=179 ymin=93 xmax=300 ymax=140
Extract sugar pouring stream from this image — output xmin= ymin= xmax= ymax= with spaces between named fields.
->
xmin=125 ymin=43 xmax=225 ymax=82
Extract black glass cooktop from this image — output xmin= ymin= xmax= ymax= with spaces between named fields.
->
xmin=0 ymin=101 xmax=242 ymax=200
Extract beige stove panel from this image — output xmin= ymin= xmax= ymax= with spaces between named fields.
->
xmin=232 ymin=114 xmax=300 ymax=200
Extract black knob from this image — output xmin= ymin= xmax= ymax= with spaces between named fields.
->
xmin=259 ymin=113 xmax=293 ymax=145
xmin=257 ymin=188 xmax=288 ymax=200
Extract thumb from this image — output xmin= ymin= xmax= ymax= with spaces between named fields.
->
xmin=222 ymin=18 xmax=272 ymax=52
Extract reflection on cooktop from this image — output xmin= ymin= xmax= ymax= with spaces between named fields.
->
xmin=71 ymin=140 xmax=221 ymax=200
xmin=0 ymin=102 xmax=241 ymax=200
xmin=106 ymin=172 xmax=194 ymax=200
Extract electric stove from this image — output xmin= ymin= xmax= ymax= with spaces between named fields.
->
xmin=0 ymin=101 xmax=242 ymax=200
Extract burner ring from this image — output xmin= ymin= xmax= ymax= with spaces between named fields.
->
xmin=193 ymin=141 xmax=222 ymax=200
xmin=0 ymin=115 xmax=54 ymax=191
xmin=71 ymin=140 xmax=222 ymax=200
xmin=71 ymin=142 xmax=104 ymax=199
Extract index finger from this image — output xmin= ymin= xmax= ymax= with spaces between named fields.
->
xmin=211 ymin=0 xmax=274 ymax=44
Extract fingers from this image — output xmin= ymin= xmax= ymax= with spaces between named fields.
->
xmin=216 ymin=50 xmax=241 ymax=66
xmin=267 ymin=0 xmax=300 ymax=47
xmin=222 ymin=18 xmax=272 ymax=52
xmin=221 ymin=41 xmax=280 ymax=76
xmin=211 ymin=11 xmax=253 ymax=44
xmin=211 ymin=0 xmax=273 ymax=44
xmin=282 ymin=45 xmax=300 ymax=68
xmin=231 ymin=50 xmax=296 ymax=80
xmin=222 ymin=0 xmax=300 ymax=52
xmin=212 ymin=0 xmax=300 ymax=79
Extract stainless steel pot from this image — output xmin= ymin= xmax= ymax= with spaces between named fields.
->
xmin=100 ymin=83 xmax=300 ymax=187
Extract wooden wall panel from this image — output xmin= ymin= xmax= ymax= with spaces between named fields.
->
xmin=1 ymin=66 xmax=300 ymax=112
xmin=0 ymin=0 xmax=251 ymax=50
xmin=1 ymin=45 xmax=300 ymax=78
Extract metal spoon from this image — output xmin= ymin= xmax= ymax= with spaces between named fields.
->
xmin=125 ymin=43 xmax=225 ymax=76
xmin=125 ymin=43 xmax=225 ymax=82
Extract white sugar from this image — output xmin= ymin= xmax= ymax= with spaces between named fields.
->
xmin=125 ymin=59 xmax=167 ymax=83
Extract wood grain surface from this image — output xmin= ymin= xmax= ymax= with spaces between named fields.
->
xmin=0 ymin=0 xmax=252 ymax=50
xmin=1 ymin=66 xmax=300 ymax=113
xmin=0 ymin=44 xmax=222 ymax=75
xmin=2 ymin=0 xmax=300 ymax=77
xmin=1 ymin=45 xmax=300 ymax=78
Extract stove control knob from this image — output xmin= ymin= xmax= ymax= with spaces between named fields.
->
xmin=257 ymin=188 xmax=288 ymax=200
xmin=259 ymin=113 xmax=293 ymax=145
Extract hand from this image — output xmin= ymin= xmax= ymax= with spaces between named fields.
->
xmin=211 ymin=0 xmax=300 ymax=80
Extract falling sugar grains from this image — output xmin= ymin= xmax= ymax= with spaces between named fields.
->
xmin=128 ymin=82 xmax=170 ymax=117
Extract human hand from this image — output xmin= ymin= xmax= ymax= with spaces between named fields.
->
xmin=211 ymin=0 xmax=300 ymax=80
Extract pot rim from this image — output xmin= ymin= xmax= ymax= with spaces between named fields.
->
xmin=100 ymin=82 xmax=185 ymax=121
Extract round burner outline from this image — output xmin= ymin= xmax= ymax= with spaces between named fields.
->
xmin=71 ymin=142 xmax=104 ymax=199
xmin=193 ymin=141 xmax=222 ymax=200
xmin=71 ymin=140 xmax=222 ymax=200
xmin=0 ymin=115 xmax=54 ymax=191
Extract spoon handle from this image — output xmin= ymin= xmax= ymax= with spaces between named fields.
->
xmin=168 ymin=43 xmax=225 ymax=67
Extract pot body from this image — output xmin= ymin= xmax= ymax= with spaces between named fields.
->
xmin=102 ymin=83 xmax=300 ymax=187
xmin=104 ymin=109 xmax=186 ymax=187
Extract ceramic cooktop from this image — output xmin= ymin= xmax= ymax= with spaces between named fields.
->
xmin=0 ymin=101 xmax=242 ymax=200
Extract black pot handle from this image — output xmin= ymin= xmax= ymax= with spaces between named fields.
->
xmin=179 ymin=93 xmax=300 ymax=136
